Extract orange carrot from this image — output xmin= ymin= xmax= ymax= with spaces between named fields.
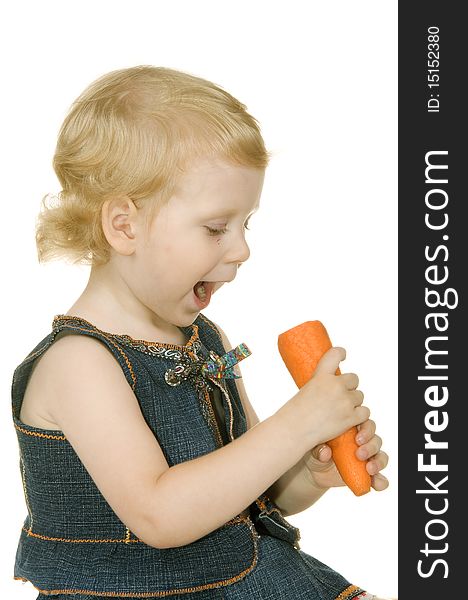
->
xmin=278 ymin=321 xmax=371 ymax=496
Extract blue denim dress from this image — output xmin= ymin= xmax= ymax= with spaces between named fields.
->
xmin=11 ymin=312 xmax=368 ymax=600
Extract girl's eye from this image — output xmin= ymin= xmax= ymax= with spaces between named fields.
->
xmin=205 ymin=218 xmax=252 ymax=237
xmin=206 ymin=226 xmax=228 ymax=236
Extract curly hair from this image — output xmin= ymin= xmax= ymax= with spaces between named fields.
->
xmin=36 ymin=65 xmax=270 ymax=266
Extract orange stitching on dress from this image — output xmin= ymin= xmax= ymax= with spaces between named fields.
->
xmin=14 ymin=318 xmax=138 ymax=427
xmin=198 ymin=313 xmax=221 ymax=338
xmin=196 ymin=314 xmax=237 ymax=441
xmin=19 ymin=453 xmax=33 ymax=532
xmin=20 ymin=515 xmax=248 ymax=545
xmin=15 ymin=517 xmax=260 ymax=598
xmin=197 ymin=315 xmax=301 ymax=547
xmin=217 ymin=382 xmax=234 ymax=441
xmin=15 ymin=424 xmax=66 ymax=441
xmin=203 ymin=378 xmax=235 ymax=442
xmin=186 ymin=324 xmax=200 ymax=348
xmin=22 ymin=528 xmax=141 ymax=543
xmin=22 ymin=341 xmax=53 ymax=364
xmin=254 ymin=496 xmax=301 ymax=546
xmin=12 ymin=341 xmax=55 ymax=418
xmin=202 ymin=387 xmax=224 ymax=448
xmin=334 ymin=585 xmax=362 ymax=600
xmin=53 ymin=314 xmax=199 ymax=353
xmin=117 ymin=326 xmax=200 ymax=352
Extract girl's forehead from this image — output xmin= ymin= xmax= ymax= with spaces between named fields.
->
xmin=176 ymin=157 xmax=264 ymax=190
xmin=170 ymin=157 xmax=264 ymax=211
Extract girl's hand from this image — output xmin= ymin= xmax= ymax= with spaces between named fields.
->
xmin=302 ymin=419 xmax=389 ymax=491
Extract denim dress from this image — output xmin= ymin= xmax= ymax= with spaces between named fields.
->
xmin=11 ymin=312 xmax=370 ymax=600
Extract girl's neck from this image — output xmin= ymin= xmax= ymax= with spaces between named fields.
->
xmin=64 ymin=263 xmax=189 ymax=346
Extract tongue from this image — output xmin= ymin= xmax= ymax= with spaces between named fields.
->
xmin=194 ymin=281 xmax=202 ymax=298
xmin=194 ymin=281 xmax=212 ymax=299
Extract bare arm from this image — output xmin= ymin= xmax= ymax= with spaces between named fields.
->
xmin=215 ymin=325 xmax=389 ymax=512
xmin=43 ymin=335 xmax=312 ymax=548
xmin=214 ymin=323 xmax=328 ymax=517
xmin=216 ymin=324 xmax=390 ymax=508
xmin=43 ymin=332 xmax=366 ymax=548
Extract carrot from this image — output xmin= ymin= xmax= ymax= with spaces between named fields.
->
xmin=278 ymin=321 xmax=371 ymax=496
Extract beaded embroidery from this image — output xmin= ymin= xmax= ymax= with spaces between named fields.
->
xmin=52 ymin=315 xmax=251 ymax=390
xmin=163 ymin=344 xmax=252 ymax=388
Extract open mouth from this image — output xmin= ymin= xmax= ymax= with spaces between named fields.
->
xmin=193 ymin=281 xmax=215 ymax=308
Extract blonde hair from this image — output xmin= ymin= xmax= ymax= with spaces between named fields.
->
xmin=36 ymin=65 xmax=271 ymax=267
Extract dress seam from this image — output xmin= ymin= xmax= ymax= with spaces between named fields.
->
xmin=13 ymin=517 xmax=260 ymax=597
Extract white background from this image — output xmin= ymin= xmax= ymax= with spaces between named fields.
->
xmin=1 ymin=1 xmax=397 ymax=598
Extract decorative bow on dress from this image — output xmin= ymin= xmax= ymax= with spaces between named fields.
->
xmin=164 ymin=343 xmax=251 ymax=387
xmin=201 ymin=343 xmax=252 ymax=380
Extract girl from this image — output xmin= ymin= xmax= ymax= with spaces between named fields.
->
xmin=12 ymin=65 xmax=392 ymax=600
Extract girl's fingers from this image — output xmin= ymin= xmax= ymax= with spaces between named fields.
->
xmin=351 ymin=389 xmax=364 ymax=406
xmin=340 ymin=372 xmax=359 ymax=390
xmin=317 ymin=444 xmax=332 ymax=462
xmin=356 ymin=419 xmax=376 ymax=444
xmin=357 ymin=434 xmax=383 ymax=460
xmin=311 ymin=444 xmax=332 ymax=463
xmin=371 ymin=472 xmax=389 ymax=491
xmin=366 ymin=450 xmax=389 ymax=475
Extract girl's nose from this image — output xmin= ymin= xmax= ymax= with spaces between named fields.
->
xmin=225 ymin=232 xmax=250 ymax=265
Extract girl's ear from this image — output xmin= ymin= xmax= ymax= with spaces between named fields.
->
xmin=101 ymin=196 xmax=139 ymax=256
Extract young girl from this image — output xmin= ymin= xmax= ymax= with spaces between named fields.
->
xmin=12 ymin=65 xmax=392 ymax=600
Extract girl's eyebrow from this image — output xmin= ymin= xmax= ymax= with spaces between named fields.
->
xmin=204 ymin=204 xmax=260 ymax=219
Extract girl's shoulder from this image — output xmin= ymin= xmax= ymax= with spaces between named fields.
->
xmin=19 ymin=330 xmax=126 ymax=430
xmin=16 ymin=312 xmax=229 ymax=431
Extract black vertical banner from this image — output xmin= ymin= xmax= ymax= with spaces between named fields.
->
xmin=399 ymin=3 xmax=465 ymax=597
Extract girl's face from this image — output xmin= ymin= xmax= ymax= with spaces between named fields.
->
xmin=128 ymin=157 xmax=265 ymax=328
